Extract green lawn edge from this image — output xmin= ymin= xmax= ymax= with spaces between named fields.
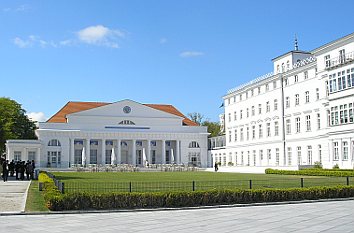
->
xmin=25 ymin=180 xmax=50 ymax=212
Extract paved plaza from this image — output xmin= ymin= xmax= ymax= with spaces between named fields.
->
xmin=1 ymin=200 xmax=353 ymax=232
xmin=0 ymin=177 xmax=30 ymax=214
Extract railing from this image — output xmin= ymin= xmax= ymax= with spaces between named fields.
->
xmin=326 ymin=51 xmax=354 ymax=69
xmin=63 ymin=177 xmax=352 ymax=194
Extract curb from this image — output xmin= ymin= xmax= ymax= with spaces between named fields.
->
xmin=1 ymin=197 xmax=354 ymax=217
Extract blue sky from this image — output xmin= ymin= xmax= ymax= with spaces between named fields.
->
xmin=1 ymin=0 xmax=354 ymax=122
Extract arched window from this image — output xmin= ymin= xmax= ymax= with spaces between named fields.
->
xmin=119 ymin=120 xmax=135 ymax=125
xmin=48 ymin=139 xmax=61 ymax=146
xmin=189 ymin=141 xmax=200 ymax=148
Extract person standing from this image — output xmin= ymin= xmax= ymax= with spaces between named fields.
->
xmin=9 ymin=160 xmax=15 ymax=177
xmin=214 ymin=162 xmax=219 ymax=172
xmin=2 ymin=160 xmax=8 ymax=182
xmin=26 ymin=161 xmax=33 ymax=180
xmin=19 ymin=161 xmax=25 ymax=181
xmin=15 ymin=161 xmax=20 ymax=180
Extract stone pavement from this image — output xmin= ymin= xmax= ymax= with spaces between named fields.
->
xmin=0 ymin=177 xmax=31 ymax=214
xmin=1 ymin=200 xmax=354 ymax=232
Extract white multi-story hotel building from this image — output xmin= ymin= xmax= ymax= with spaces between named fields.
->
xmin=6 ymin=100 xmax=209 ymax=168
xmin=210 ymin=33 xmax=354 ymax=170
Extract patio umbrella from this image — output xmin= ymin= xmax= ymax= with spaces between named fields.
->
xmin=142 ymin=148 xmax=147 ymax=167
xmin=81 ymin=147 xmax=86 ymax=166
xmin=171 ymin=148 xmax=175 ymax=164
xmin=111 ymin=147 xmax=116 ymax=165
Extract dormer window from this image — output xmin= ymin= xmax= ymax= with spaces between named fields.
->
xmin=119 ymin=120 xmax=135 ymax=125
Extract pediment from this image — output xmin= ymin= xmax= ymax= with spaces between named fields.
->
xmin=67 ymin=99 xmax=182 ymax=120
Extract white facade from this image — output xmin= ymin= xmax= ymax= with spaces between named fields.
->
xmin=210 ymin=33 xmax=354 ymax=169
xmin=6 ymin=100 xmax=209 ymax=168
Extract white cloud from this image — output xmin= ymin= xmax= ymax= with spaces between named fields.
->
xmin=27 ymin=112 xmax=47 ymax=123
xmin=180 ymin=51 xmax=204 ymax=58
xmin=13 ymin=35 xmax=58 ymax=48
xmin=160 ymin=38 xmax=167 ymax=44
xmin=77 ymin=25 xmax=124 ymax=48
xmin=15 ymin=4 xmax=30 ymax=12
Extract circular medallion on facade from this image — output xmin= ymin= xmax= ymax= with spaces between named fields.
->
xmin=123 ymin=106 xmax=131 ymax=114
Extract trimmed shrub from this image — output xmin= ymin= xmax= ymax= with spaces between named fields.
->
xmin=45 ymin=185 xmax=354 ymax=211
xmin=265 ymin=168 xmax=354 ymax=177
xmin=38 ymin=172 xmax=62 ymax=209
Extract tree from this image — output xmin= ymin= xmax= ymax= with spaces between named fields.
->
xmin=0 ymin=97 xmax=37 ymax=155
xmin=187 ymin=112 xmax=204 ymax=125
xmin=188 ymin=112 xmax=222 ymax=138
xmin=202 ymin=121 xmax=222 ymax=137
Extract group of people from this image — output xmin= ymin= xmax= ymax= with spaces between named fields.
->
xmin=0 ymin=158 xmax=36 ymax=182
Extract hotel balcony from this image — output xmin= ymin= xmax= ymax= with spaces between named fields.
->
xmin=325 ymin=51 xmax=354 ymax=70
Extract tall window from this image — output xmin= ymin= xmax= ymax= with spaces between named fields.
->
xmin=260 ymin=150 xmax=263 ymax=160
xmin=295 ymin=94 xmax=299 ymax=106
xmin=273 ymin=81 xmax=277 ymax=89
xmin=306 ymin=115 xmax=311 ymax=131
xmin=297 ymin=146 xmax=302 ymax=165
xmin=266 ymin=101 xmax=270 ymax=112
xmin=343 ymin=141 xmax=348 ymax=160
xmin=234 ymin=111 xmax=237 ymax=121
xmin=266 ymin=84 xmax=269 ymax=91
xmin=304 ymin=71 xmax=308 ymax=79
xmin=14 ymin=151 xmax=22 ymax=161
xmin=228 ymin=113 xmax=231 ymax=122
xmin=333 ymin=142 xmax=339 ymax=160
xmin=286 ymin=119 xmax=291 ymax=134
xmin=252 ymin=126 xmax=256 ymax=140
xmin=253 ymin=150 xmax=256 ymax=166
xmin=286 ymin=61 xmax=290 ymax=70
xmin=240 ymin=110 xmax=243 ymax=119
xmin=274 ymin=99 xmax=278 ymax=111
xmin=251 ymin=106 xmax=255 ymax=116
xmin=316 ymin=88 xmax=320 ymax=100
xmin=325 ymin=55 xmax=331 ymax=68
xmin=246 ymin=127 xmax=250 ymax=140
xmin=259 ymin=124 xmax=263 ymax=138
xmin=294 ymin=75 xmax=298 ymax=83
xmin=305 ymin=91 xmax=310 ymax=103
xmin=229 ymin=131 xmax=232 ymax=142
xmin=240 ymin=94 xmax=242 ymax=101
xmin=258 ymin=87 xmax=261 ymax=94
xmin=275 ymin=148 xmax=280 ymax=166
xmin=274 ymin=121 xmax=279 ymax=136
xmin=267 ymin=149 xmax=271 ymax=161
xmin=281 ymin=63 xmax=285 ymax=72
xmin=246 ymin=108 xmax=249 ymax=118
xmin=317 ymin=113 xmax=321 ymax=130
xmin=287 ymin=147 xmax=292 ymax=166
xmin=318 ymin=145 xmax=322 ymax=163
xmin=240 ymin=128 xmax=244 ymax=141
xmin=266 ymin=123 xmax=271 ymax=137
xmin=234 ymin=129 xmax=238 ymax=142
xmin=339 ymin=49 xmax=346 ymax=64
xmin=251 ymin=89 xmax=254 ymax=96
xmin=258 ymin=104 xmax=262 ymax=114
xmin=307 ymin=146 xmax=312 ymax=165
xmin=284 ymin=78 xmax=289 ymax=86
xmin=296 ymin=117 xmax=301 ymax=133
xmin=286 ymin=97 xmax=290 ymax=108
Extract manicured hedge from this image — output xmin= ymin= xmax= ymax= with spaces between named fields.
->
xmin=38 ymin=172 xmax=62 ymax=208
xmin=45 ymin=185 xmax=354 ymax=211
xmin=265 ymin=168 xmax=354 ymax=177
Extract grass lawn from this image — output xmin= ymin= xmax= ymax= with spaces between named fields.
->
xmin=51 ymin=171 xmax=350 ymax=193
xmin=25 ymin=180 xmax=49 ymax=212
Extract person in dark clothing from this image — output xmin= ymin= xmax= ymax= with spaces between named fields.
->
xmin=2 ymin=160 xmax=8 ymax=182
xmin=26 ymin=161 xmax=33 ymax=180
xmin=214 ymin=162 xmax=219 ymax=172
xmin=19 ymin=161 xmax=25 ymax=181
xmin=15 ymin=161 xmax=20 ymax=180
xmin=9 ymin=160 xmax=15 ymax=177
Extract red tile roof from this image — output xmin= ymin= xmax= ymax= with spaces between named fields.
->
xmin=46 ymin=101 xmax=198 ymax=126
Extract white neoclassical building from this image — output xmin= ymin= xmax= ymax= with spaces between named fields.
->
xmin=6 ymin=100 xmax=209 ymax=168
xmin=210 ymin=33 xmax=354 ymax=170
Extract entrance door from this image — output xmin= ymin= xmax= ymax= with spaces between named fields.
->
xmin=121 ymin=150 xmax=128 ymax=164
xmin=136 ymin=150 xmax=142 ymax=166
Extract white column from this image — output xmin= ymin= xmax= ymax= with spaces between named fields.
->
xmin=147 ymin=140 xmax=151 ymax=164
xmin=162 ymin=140 xmax=166 ymax=164
xmin=101 ymin=139 xmax=106 ymax=165
xmin=70 ymin=138 xmax=75 ymax=166
xmin=132 ymin=139 xmax=136 ymax=166
xmin=176 ymin=140 xmax=180 ymax=164
xmin=86 ymin=139 xmax=90 ymax=165
xmin=117 ymin=139 xmax=121 ymax=164
xmin=37 ymin=147 xmax=41 ymax=168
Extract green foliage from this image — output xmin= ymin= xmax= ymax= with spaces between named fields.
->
xmin=0 ymin=97 xmax=37 ymax=155
xmin=45 ymin=186 xmax=354 ymax=211
xmin=313 ymin=161 xmax=323 ymax=169
xmin=265 ymin=168 xmax=354 ymax=177
xmin=333 ymin=164 xmax=340 ymax=170
xmin=202 ymin=121 xmax=222 ymax=137
xmin=38 ymin=172 xmax=62 ymax=209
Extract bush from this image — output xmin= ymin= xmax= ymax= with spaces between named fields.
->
xmin=45 ymin=185 xmax=354 ymax=211
xmin=313 ymin=161 xmax=323 ymax=169
xmin=38 ymin=172 xmax=62 ymax=209
xmin=333 ymin=164 xmax=340 ymax=170
xmin=265 ymin=168 xmax=354 ymax=177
